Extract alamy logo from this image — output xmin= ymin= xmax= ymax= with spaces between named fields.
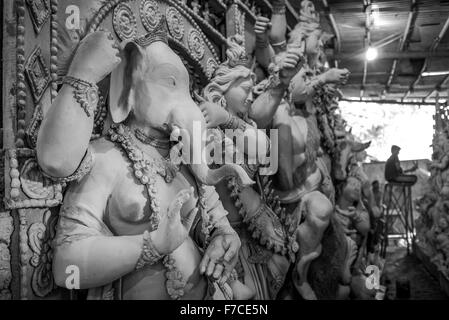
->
xmin=65 ymin=265 xmax=80 ymax=290
xmin=365 ymin=265 xmax=380 ymax=290
xmin=65 ymin=5 xmax=80 ymax=30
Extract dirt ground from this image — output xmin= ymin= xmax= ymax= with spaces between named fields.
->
xmin=381 ymin=247 xmax=448 ymax=300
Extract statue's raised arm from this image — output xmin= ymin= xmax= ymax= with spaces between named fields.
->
xmin=51 ymin=18 xmax=246 ymax=300
xmin=286 ymin=0 xmax=349 ymax=105
xmin=270 ymin=0 xmax=288 ymax=53
xmin=36 ymin=31 xmax=122 ymax=179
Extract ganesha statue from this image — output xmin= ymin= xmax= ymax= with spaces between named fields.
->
xmin=36 ymin=18 xmax=254 ymax=300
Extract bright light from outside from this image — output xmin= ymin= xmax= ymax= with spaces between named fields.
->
xmin=366 ymin=47 xmax=378 ymax=61
xmin=339 ymin=101 xmax=435 ymax=161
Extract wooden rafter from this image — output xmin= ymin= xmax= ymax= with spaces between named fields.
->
xmin=337 ymin=33 xmax=402 ymax=61
xmin=361 ymin=0 xmax=373 ymax=99
xmin=404 ymin=14 xmax=449 ymax=100
xmin=322 ymin=0 xmax=341 ymax=53
xmin=424 ymin=74 xmax=449 ymax=101
xmin=383 ymin=0 xmax=418 ymax=97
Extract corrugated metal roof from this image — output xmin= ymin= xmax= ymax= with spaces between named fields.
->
xmin=272 ymin=0 xmax=449 ymax=102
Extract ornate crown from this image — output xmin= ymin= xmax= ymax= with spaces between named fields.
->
xmin=299 ymin=0 xmax=320 ymax=27
xmin=225 ymin=35 xmax=249 ymax=67
xmin=134 ymin=15 xmax=168 ymax=47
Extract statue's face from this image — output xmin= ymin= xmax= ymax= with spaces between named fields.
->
xmin=305 ymin=30 xmax=322 ymax=55
xmin=133 ymin=42 xmax=191 ymax=124
xmin=439 ymin=218 xmax=448 ymax=229
xmin=342 ymin=177 xmax=362 ymax=202
xmin=111 ymin=40 xmax=253 ymax=187
xmin=224 ymin=76 xmax=254 ymax=115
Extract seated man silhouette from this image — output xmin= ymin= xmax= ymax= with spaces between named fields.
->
xmin=384 ymin=145 xmax=418 ymax=185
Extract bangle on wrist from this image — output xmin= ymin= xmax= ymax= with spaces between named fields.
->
xmin=135 ymin=230 xmax=164 ymax=270
xmin=63 ymin=75 xmax=99 ymax=118
xmin=272 ymin=1 xmax=286 ymax=15
xmin=221 ymin=114 xmax=247 ymax=131
xmin=271 ymin=40 xmax=287 ymax=51
xmin=256 ymin=37 xmax=269 ymax=49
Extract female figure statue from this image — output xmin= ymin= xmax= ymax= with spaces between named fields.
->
xmin=197 ymin=35 xmax=303 ymax=299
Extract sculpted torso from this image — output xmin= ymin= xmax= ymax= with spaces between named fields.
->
xmin=64 ymin=138 xmax=206 ymax=299
xmin=273 ymin=100 xmax=322 ymax=194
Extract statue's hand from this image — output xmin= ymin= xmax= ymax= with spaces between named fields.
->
xmin=255 ymin=16 xmax=271 ymax=44
xmin=200 ymin=229 xmax=241 ymax=284
xmin=323 ymin=68 xmax=350 ymax=85
xmin=195 ymin=93 xmax=230 ymax=128
xmin=67 ymin=31 xmax=122 ymax=83
xmin=279 ymin=47 xmax=304 ymax=86
xmin=151 ymin=188 xmax=198 ymax=255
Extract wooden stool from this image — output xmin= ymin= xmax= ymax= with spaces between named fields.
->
xmin=380 ymin=182 xmax=415 ymax=257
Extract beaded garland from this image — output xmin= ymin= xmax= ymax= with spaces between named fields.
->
xmin=107 ymin=123 xmax=180 ymax=230
xmin=107 ymin=123 xmax=194 ymax=299
xmin=134 ymin=127 xmax=171 ymax=150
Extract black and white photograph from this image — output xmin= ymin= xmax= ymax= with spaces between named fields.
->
xmin=1 ymin=0 xmax=449 ymax=310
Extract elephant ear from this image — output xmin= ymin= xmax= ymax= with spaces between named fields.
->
xmin=110 ymin=41 xmax=146 ymax=123
xmin=351 ymin=141 xmax=371 ymax=152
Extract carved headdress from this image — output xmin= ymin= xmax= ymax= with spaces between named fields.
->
xmin=203 ymin=35 xmax=256 ymax=106
xmin=225 ymin=35 xmax=249 ymax=67
xmin=289 ymin=0 xmax=333 ymax=46
xmin=298 ymin=0 xmax=320 ymax=30
xmin=133 ymin=16 xmax=168 ymax=48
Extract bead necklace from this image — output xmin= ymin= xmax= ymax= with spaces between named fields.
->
xmin=134 ymin=127 xmax=171 ymax=150
xmin=107 ymin=123 xmax=210 ymax=300
xmin=108 ymin=123 xmax=180 ymax=230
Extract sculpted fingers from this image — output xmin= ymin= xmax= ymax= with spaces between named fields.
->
xmin=286 ymin=52 xmax=300 ymax=61
xmin=255 ymin=16 xmax=270 ymax=28
xmin=193 ymin=91 xmax=206 ymax=103
xmin=256 ymin=16 xmax=270 ymax=23
xmin=167 ymin=187 xmax=193 ymax=221
xmin=282 ymin=59 xmax=298 ymax=69
xmin=200 ymin=254 xmax=210 ymax=275
xmin=255 ymin=17 xmax=271 ymax=34
xmin=206 ymin=259 xmax=217 ymax=277
xmin=223 ymin=237 xmax=240 ymax=262
xmin=212 ymin=264 xmax=224 ymax=280
xmin=182 ymin=208 xmax=198 ymax=231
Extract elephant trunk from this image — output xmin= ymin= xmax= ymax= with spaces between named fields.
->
xmin=189 ymin=163 xmax=254 ymax=186
xmin=168 ymin=103 xmax=254 ymax=187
